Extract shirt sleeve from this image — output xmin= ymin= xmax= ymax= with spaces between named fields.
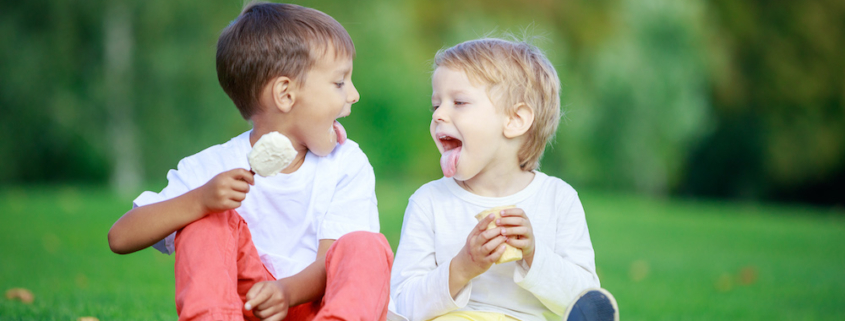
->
xmin=391 ymin=200 xmax=471 ymax=321
xmin=131 ymin=158 xmax=197 ymax=255
xmin=319 ymin=144 xmax=380 ymax=240
xmin=513 ymin=191 xmax=601 ymax=315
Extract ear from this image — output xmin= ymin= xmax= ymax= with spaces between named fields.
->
xmin=503 ymin=102 xmax=534 ymax=138
xmin=271 ymin=76 xmax=295 ymax=113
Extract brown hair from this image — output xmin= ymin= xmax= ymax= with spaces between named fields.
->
xmin=216 ymin=2 xmax=355 ymax=119
xmin=434 ymin=38 xmax=561 ymax=171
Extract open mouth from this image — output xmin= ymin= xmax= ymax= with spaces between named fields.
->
xmin=438 ymin=134 xmax=463 ymax=152
xmin=332 ymin=120 xmax=347 ymax=145
xmin=438 ymin=134 xmax=462 ymax=178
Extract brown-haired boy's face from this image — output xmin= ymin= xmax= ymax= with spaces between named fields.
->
xmin=287 ymin=50 xmax=359 ymax=157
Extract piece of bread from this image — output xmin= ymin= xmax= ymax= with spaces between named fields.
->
xmin=474 ymin=205 xmax=523 ymax=264
xmin=248 ymin=131 xmax=296 ymax=177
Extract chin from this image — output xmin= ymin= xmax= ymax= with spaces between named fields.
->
xmin=451 ymin=168 xmax=477 ymax=181
xmin=310 ymin=143 xmax=335 ymax=157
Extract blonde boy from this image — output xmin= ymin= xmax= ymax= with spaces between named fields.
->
xmin=391 ymin=38 xmax=616 ymax=320
xmin=108 ymin=3 xmax=395 ymax=320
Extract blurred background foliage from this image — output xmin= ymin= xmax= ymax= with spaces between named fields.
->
xmin=0 ymin=0 xmax=843 ymax=207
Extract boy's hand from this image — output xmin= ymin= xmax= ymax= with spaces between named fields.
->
xmin=452 ymin=214 xmax=507 ymax=283
xmin=197 ymin=168 xmax=254 ymax=214
xmin=244 ymin=280 xmax=290 ymax=321
xmin=498 ymin=207 xmax=536 ymax=267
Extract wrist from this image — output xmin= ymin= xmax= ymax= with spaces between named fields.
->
xmin=449 ymin=255 xmax=473 ymax=285
xmin=275 ymin=279 xmax=295 ymax=305
xmin=448 ymin=256 xmax=473 ymax=300
xmin=523 ymin=248 xmax=536 ymax=268
xmin=185 ymin=187 xmax=212 ymax=218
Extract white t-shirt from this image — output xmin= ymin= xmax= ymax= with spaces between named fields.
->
xmin=391 ymin=172 xmax=600 ymax=321
xmin=133 ymin=130 xmax=380 ymax=280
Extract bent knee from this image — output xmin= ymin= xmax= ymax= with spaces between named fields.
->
xmin=178 ymin=209 xmax=243 ymax=236
xmin=335 ymin=231 xmax=393 ymax=260
xmin=338 ymin=231 xmax=389 ymax=248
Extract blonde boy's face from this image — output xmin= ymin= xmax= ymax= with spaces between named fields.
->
xmin=430 ymin=66 xmax=508 ymax=180
xmin=288 ymin=50 xmax=359 ymax=156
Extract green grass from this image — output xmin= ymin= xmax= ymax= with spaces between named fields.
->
xmin=1 ymin=181 xmax=844 ymax=320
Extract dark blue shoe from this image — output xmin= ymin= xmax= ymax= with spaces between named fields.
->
xmin=564 ymin=288 xmax=619 ymax=321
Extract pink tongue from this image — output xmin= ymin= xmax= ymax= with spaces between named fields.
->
xmin=439 ymin=146 xmax=461 ymax=178
xmin=333 ymin=120 xmax=347 ymax=145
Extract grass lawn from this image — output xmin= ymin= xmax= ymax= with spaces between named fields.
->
xmin=1 ymin=180 xmax=843 ymax=320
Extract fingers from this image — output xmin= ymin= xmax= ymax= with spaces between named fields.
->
xmin=217 ymin=191 xmax=246 ymax=210
xmin=496 ymin=216 xmax=527 ymax=227
xmin=244 ymin=282 xmax=269 ymax=311
xmin=467 ymin=213 xmax=495 ymax=245
xmin=232 ymin=168 xmax=255 ymax=185
xmin=223 ymin=171 xmax=251 ymax=203
xmin=254 ymin=304 xmax=287 ymax=320
xmin=485 ymin=243 xmax=507 ymax=262
xmin=496 ymin=208 xmax=533 ymax=240
xmin=231 ymin=191 xmax=247 ymax=203
xmin=231 ymin=179 xmax=251 ymax=193
xmin=498 ymin=208 xmax=527 ymax=224
xmin=494 ymin=209 xmax=533 ymax=252
xmin=506 ymin=239 xmax=532 ymax=250
xmin=262 ymin=311 xmax=288 ymax=321
xmin=245 ymin=281 xmax=289 ymax=321
xmin=254 ymin=289 xmax=283 ymax=312
xmin=500 ymin=226 xmax=533 ymax=251
xmin=476 ymin=213 xmax=495 ymax=232
xmin=470 ymin=225 xmax=503 ymax=249
xmin=481 ymin=235 xmax=506 ymax=254
xmin=481 ymin=226 xmax=504 ymax=240
xmin=501 ymin=226 xmax=531 ymax=238
xmin=499 ymin=208 xmax=527 ymax=218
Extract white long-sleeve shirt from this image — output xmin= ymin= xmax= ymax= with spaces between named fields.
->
xmin=391 ymin=172 xmax=600 ymax=321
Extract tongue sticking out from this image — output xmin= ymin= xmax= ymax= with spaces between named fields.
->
xmin=439 ymin=146 xmax=461 ymax=178
xmin=333 ymin=120 xmax=347 ymax=145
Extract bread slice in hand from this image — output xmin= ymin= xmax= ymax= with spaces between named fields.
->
xmin=474 ymin=205 xmax=523 ymax=264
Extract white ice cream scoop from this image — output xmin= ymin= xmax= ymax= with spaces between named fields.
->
xmin=248 ymin=131 xmax=297 ymax=177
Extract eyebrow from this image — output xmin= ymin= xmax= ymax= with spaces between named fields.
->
xmin=335 ymin=66 xmax=352 ymax=76
xmin=445 ymin=89 xmax=469 ymax=97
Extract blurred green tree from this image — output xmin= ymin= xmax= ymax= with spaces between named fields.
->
xmin=0 ymin=0 xmax=841 ymax=206
xmin=548 ymin=0 xmax=712 ymax=195
xmin=681 ymin=0 xmax=845 ymax=204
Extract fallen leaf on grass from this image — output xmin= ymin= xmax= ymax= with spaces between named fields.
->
xmin=629 ymin=259 xmax=650 ymax=282
xmin=5 ymin=288 xmax=34 ymax=304
xmin=78 ymin=317 xmax=99 ymax=321
xmin=738 ymin=266 xmax=758 ymax=285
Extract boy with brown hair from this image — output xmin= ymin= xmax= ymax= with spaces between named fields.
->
xmin=391 ymin=38 xmax=618 ymax=321
xmin=108 ymin=3 xmax=395 ymax=320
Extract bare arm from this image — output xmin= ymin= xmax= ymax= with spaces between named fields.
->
xmin=245 ymin=239 xmax=335 ymax=320
xmin=280 ymin=239 xmax=334 ymax=305
xmin=108 ymin=189 xmax=205 ymax=254
xmin=108 ymin=168 xmax=254 ymax=254
xmin=448 ymin=214 xmax=507 ymax=298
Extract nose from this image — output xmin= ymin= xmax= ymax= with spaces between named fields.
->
xmin=432 ymin=104 xmax=446 ymax=123
xmin=348 ymin=82 xmax=360 ymax=104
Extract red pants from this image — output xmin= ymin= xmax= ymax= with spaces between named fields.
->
xmin=173 ymin=209 xmax=393 ymax=321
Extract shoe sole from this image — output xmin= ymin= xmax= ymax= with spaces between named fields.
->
xmin=563 ymin=288 xmax=619 ymax=321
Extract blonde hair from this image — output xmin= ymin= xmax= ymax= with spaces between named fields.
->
xmin=434 ymin=38 xmax=561 ymax=171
